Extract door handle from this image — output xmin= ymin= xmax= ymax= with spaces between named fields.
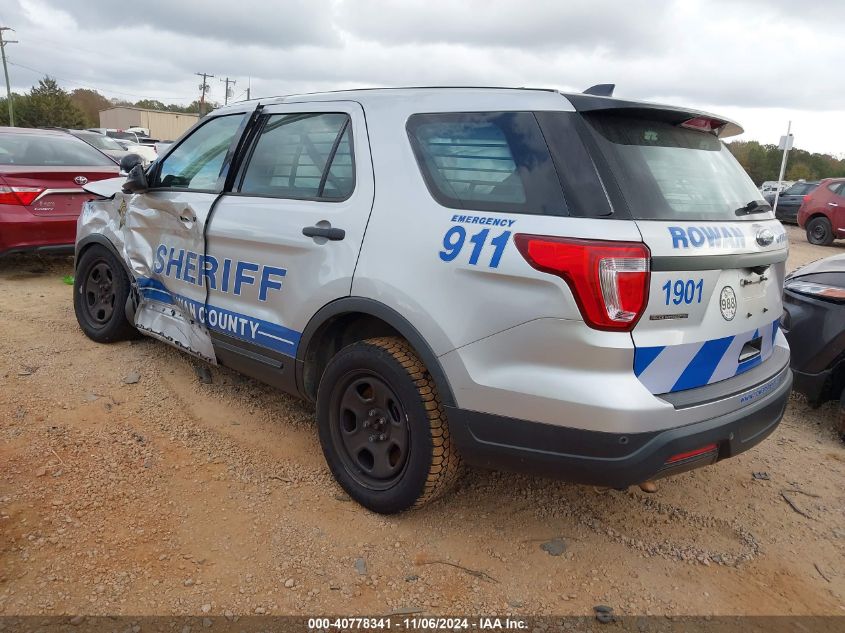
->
xmin=829 ymin=202 xmax=839 ymax=207
xmin=302 ymin=225 xmax=345 ymax=241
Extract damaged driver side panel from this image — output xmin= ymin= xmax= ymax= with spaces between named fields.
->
xmin=79 ymin=185 xmax=217 ymax=363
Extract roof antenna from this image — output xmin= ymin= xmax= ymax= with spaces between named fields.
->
xmin=583 ymin=84 xmax=615 ymax=97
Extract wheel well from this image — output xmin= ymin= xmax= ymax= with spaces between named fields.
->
xmin=302 ymin=313 xmax=402 ymax=401
xmin=806 ymin=213 xmax=831 ymax=226
xmin=75 ymin=237 xmax=128 ymax=275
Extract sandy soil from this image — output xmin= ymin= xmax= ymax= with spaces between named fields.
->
xmin=0 ymin=224 xmax=843 ymax=617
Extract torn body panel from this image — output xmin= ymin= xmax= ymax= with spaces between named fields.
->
xmin=77 ymin=184 xmax=217 ymax=364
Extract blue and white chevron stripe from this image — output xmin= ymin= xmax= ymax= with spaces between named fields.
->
xmin=634 ymin=319 xmax=780 ymax=394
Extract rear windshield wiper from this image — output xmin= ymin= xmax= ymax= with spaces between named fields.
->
xmin=735 ymin=200 xmax=771 ymax=216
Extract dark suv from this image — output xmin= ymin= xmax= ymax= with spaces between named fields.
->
xmin=769 ymin=181 xmax=819 ymax=224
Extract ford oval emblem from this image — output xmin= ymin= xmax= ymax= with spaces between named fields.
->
xmin=74 ymin=176 xmax=89 ymax=186
xmin=756 ymin=228 xmax=774 ymax=247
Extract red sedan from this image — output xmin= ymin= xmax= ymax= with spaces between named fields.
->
xmin=0 ymin=127 xmax=120 ymax=257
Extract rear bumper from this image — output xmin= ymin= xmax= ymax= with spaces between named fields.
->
xmin=447 ymin=365 xmax=792 ymax=488
xmin=775 ymin=208 xmax=799 ymax=224
xmin=791 ymin=366 xmax=839 ymax=406
xmin=0 ymin=204 xmax=78 ymax=257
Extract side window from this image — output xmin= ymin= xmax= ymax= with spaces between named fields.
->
xmin=239 ymin=113 xmax=354 ymax=200
xmin=406 ymin=112 xmax=567 ymax=215
xmin=834 ymin=182 xmax=845 ymax=197
xmin=154 ymin=114 xmax=246 ymax=191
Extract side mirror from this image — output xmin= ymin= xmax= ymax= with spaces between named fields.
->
xmin=122 ymin=163 xmax=149 ymax=194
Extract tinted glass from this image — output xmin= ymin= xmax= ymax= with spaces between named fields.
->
xmin=585 ymin=114 xmax=768 ymax=221
xmin=0 ymin=133 xmax=116 ymax=166
xmin=784 ymin=182 xmax=815 ymax=196
xmin=240 ymin=113 xmax=352 ymax=199
xmin=155 ymin=114 xmax=245 ymax=190
xmin=107 ymin=131 xmax=138 ymax=142
xmin=321 ymin=125 xmax=354 ymax=199
xmin=407 ymin=112 xmax=567 ymax=215
xmin=73 ymin=132 xmax=124 ymax=151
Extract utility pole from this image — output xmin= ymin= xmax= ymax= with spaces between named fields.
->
xmin=246 ymin=77 xmax=250 ymax=101
xmin=0 ymin=27 xmax=18 ymax=126
xmin=195 ymin=72 xmax=214 ymax=116
xmin=772 ymin=121 xmax=793 ymax=216
xmin=220 ymin=76 xmax=236 ymax=105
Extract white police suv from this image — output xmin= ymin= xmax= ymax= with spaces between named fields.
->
xmin=74 ymin=86 xmax=792 ymax=513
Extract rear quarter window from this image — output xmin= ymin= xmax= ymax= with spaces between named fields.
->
xmin=406 ymin=112 xmax=567 ymax=216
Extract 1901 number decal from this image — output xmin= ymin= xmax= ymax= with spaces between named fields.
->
xmin=662 ymin=278 xmax=704 ymax=305
xmin=439 ymin=226 xmax=511 ymax=268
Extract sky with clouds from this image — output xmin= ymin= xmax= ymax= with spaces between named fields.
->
xmin=2 ymin=0 xmax=842 ymax=155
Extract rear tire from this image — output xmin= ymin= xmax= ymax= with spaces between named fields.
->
xmin=316 ymin=336 xmax=461 ymax=514
xmin=806 ymin=217 xmax=834 ymax=246
xmin=73 ymin=245 xmax=137 ymax=343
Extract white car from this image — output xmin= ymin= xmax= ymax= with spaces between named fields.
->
xmin=73 ymin=87 xmax=791 ymax=513
xmin=111 ymin=139 xmax=157 ymax=166
xmin=760 ymin=180 xmax=794 ymax=195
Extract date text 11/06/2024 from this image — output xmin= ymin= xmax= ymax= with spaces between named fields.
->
xmin=307 ymin=616 xmax=528 ymax=630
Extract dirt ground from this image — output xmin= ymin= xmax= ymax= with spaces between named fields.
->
xmin=1 ymin=224 xmax=843 ymax=617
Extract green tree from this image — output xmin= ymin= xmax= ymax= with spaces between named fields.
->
xmin=69 ymin=88 xmax=112 ymax=127
xmin=0 ymin=93 xmax=27 ymax=126
xmin=134 ymin=99 xmax=167 ymax=111
xmin=13 ymin=77 xmax=87 ymax=128
xmin=726 ymin=140 xmax=845 ymax=184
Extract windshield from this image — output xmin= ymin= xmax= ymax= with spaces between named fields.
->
xmin=584 ymin=114 xmax=769 ymax=222
xmin=74 ymin=132 xmax=124 ymax=151
xmin=107 ymin=131 xmax=138 ymax=142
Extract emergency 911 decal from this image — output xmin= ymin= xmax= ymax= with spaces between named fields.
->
xmin=440 ymin=215 xmax=515 ymax=268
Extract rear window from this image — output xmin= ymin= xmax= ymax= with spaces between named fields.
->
xmin=73 ymin=132 xmax=124 ymax=152
xmin=406 ymin=112 xmax=567 ymax=215
xmin=0 ymin=133 xmax=116 ymax=167
xmin=783 ymin=182 xmax=816 ymax=196
xmin=584 ymin=114 xmax=768 ymax=222
xmin=107 ymin=131 xmax=138 ymax=142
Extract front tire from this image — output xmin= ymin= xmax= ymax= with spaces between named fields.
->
xmin=316 ymin=337 xmax=461 ymax=514
xmin=806 ymin=217 xmax=834 ymax=246
xmin=73 ymin=245 xmax=137 ymax=343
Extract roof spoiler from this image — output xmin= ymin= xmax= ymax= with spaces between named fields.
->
xmin=583 ymin=84 xmax=615 ymax=97
xmin=563 ymin=92 xmax=744 ymax=138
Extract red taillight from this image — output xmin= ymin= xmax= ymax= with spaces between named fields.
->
xmin=802 ymin=195 xmax=811 ymax=203
xmin=514 ymin=234 xmax=650 ymax=331
xmin=681 ymin=116 xmax=725 ymax=133
xmin=665 ymin=443 xmax=718 ymax=464
xmin=0 ymin=186 xmax=44 ymax=206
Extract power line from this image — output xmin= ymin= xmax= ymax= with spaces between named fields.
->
xmin=195 ymin=72 xmax=214 ymax=116
xmin=1 ymin=26 xmax=18 ymax=125
xmin=6 ymin=59 xmax=191 ymax=102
